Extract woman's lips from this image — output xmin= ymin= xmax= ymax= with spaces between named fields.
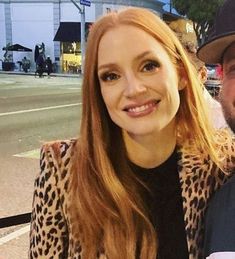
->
xmin=123 ymin=100 xmax=160 ymax=117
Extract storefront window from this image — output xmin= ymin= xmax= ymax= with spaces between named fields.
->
xmin=61 ymin=42 xmax=81 ymax=73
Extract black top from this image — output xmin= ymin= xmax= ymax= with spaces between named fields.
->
xmin=130 ymin=149 xmax=189 ymax=259
xmin=204 ymin=175 xmax=235 ymax=257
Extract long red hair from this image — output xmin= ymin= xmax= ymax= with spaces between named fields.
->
xmin=69 ymin=7 xmax=226 ymax=258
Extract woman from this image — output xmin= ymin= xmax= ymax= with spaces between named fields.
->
xmin=29 ymin=7 xmax=235 ymax=259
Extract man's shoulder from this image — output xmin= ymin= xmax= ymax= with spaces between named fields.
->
xmin=204 ymin=175 xmax=235 ymax=257
xmin=210 ymin=175 xmax=235 ymax=205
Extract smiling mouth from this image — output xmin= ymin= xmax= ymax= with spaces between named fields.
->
xmin=123 ymin=100 xmax=160 ymax=116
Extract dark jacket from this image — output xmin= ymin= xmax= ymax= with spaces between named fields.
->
xmin=204 ymin=175 xmax=235 ymax=258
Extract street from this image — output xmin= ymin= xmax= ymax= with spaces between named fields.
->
xmin=0 ymin=73 xmax=82 ymax=258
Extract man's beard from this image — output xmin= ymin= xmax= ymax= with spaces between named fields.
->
xmin=222 ymin=100 xmax=235 ymax=133
xmin=225 ymin=116 xmax=235 ymax=133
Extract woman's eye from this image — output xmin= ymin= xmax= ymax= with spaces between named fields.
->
xmin=100 ymin=72 xmax=120 ymax=82
xmin=142 ymin=61 xmax=160 ymax=72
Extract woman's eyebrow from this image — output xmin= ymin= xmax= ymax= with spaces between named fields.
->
xmin=98 ymin=63 xmax=116 ymax=71
xmin=98 ymin=51 xmax=153 ymax=71
xmin=133 ymin=50 xmax=153 ymax=61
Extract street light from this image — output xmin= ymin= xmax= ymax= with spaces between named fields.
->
xmin=70 ymin=0 xmax=86 ymax=75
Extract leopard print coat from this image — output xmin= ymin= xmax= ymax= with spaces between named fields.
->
xmin=29 ymin=136 xmax=235 ymax=259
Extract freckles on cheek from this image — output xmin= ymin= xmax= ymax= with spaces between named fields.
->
xmin=101 ymin=91 xmax=113 ymax=107
xmin=100 ymin=91 xmax=107 ymax=106
xmin=101 ymin=94 xmax=109 ymax=107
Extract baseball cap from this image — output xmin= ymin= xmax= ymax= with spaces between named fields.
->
xmin=197 ymin=0 xmax=235 ymax=64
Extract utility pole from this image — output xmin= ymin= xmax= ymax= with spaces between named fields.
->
xmin=80 ymin=4 xmax=85 ymax=74
xmin=70 ymin=0 xmax=86 ymax=74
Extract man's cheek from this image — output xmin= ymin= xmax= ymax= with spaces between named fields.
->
xmin=222 ymin=77 xmax=235 ymax=92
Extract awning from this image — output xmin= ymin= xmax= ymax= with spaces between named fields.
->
xmin=54 ymin=22 xmax=92 ymax=42
xmin=2 ymin=44 xmax=32 ymax=52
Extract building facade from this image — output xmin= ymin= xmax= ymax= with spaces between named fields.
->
xmin=0 ymin=0 xmax=165 ymax=72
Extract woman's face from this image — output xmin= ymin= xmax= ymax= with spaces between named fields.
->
xmin=97 ymin=25 xmax=182 ymax=137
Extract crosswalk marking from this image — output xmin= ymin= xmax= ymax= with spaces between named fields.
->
xmin=13 ymin=149 xmax=40 ymax=159
xmin=0 ymin=225 xmax=30 ymax=245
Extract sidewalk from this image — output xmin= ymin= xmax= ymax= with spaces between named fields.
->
xmin=0 ymin=72 xmax=82 ymax=259
xmin=0 ymin=69 xmax=82 ymax=79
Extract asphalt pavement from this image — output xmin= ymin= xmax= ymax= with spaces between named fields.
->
xmin=0 ymin=72 xmax=82 ymax=259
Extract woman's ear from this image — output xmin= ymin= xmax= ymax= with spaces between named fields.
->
xmin=198 ymin=66 xmax=207 ymax=84
xmin=178 ymin=77 xmax=187 ymax=90
xmin=178 ymin=66 xmax=188 ymax=90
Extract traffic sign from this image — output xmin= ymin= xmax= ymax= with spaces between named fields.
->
xmin=80 ymin=0 xmax=91 ymax=6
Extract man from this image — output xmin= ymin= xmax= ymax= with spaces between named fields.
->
xmin=45 ymin=56 xmax=53 ymax=78
xmin=22 ymin=56 xmax=30 ymax=73
xmin=197 ymin=0 xmax=235 ymax=258
xmin=35 ymin=53 xmax=45 ymax=78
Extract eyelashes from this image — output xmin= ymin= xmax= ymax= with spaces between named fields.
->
xmin=99 ymin=60 xmax=160 ymax=83
xmin=142 ymin=60 xmax=160 ymax=72
xmin=100 ymin=72 xmax=120 ymax=82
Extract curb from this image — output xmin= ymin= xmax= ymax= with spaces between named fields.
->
xmin=0 ymin=70 xmax=82 ymax=79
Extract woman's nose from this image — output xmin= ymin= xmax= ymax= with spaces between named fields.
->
xmin=123 ymin=75 xmax=147 ymax=98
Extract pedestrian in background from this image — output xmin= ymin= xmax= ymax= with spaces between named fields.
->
xmin=35 ymin=53 xmax=44 ymax=78
xmin=45 ymin=56 xmax=53 ymax=78
xmin=21 ymin=56 xmax=30 ymax=73
xmin=198 ymin=0 xmax=235 ymax=258
xmin=29 ymin=7 xmax=235 ymax=259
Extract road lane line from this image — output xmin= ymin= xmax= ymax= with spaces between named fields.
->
xmin=0 ymin=103 xmax=82 ymax=117
xmin=0 ymin=225 xmax=30 ymax=245
xmin=13 ymin=149 xmax=40 ymax=159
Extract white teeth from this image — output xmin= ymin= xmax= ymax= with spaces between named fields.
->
xmin=128 ymin=103 xmax=154 ymax=113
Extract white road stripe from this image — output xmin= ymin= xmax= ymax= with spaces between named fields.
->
xmin=207 ymin=252 xmax=235 ymax=258
xmin=13 ymin=149 xmax=40 ymax=159
xmin=0 ymin=103 xmax=82 ymax=117
xmin=0 ymin=225 xmax=30 ymax=245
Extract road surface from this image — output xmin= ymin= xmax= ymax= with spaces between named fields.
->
xmin=0 ymin=73 xmax=82 ymax=259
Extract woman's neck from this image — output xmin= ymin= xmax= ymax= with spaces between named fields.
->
xmin=123 ymin=122 xmax=177 ymax=169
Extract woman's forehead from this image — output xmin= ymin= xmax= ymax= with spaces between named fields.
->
xmin=97 ymin=26 xmax=171 ymax=69
xmin=98 ymin=25 xmax=166 ymax=54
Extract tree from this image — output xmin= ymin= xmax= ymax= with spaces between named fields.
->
xmin=172 ymin=0 xmax=224 ymax=45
